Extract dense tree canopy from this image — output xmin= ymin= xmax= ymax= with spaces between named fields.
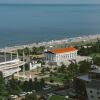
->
xmin=78 ymin=40 xmax=100 ymax=56
xmin=0 ymin=71 xmax=8 ymax=99
xmin=22 ymin=91 xmax=37 ymax=100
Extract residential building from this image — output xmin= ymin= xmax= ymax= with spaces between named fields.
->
xmin=74 ymin=67 xmax=100 ymax=100
xmin=86 ymin=80 xmax=100 ymax=100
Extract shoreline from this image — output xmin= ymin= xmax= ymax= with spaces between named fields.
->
xmin=0 ymin=34 xmax=100 ymax=52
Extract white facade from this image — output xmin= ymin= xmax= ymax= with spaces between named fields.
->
xmin=0 ymin=59 xmax=25 ymax=77
xmin=44 ymin=48 xmax=77 ymax=65
xmin=86 ymin=87 xmax=100 ymax=100
xmin=29 ymin=61 xmax=41 ymax=70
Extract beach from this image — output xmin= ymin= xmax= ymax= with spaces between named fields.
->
xmin=0 ymin=34 xmax=100 ymax=52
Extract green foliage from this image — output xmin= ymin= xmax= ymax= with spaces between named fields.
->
xmin=78 ymin=60 xmax=91 ymax=74
xmin=41 ymin=68 xmax=45 ymax=74
xmin=17 ymin=46 xmax=45 ymax=56
xmin=40 ymin=78 xmax=45 ymax=88
xmin=67 ymin=61 xmax=78 ymax=77
xmin=57 ymin=64 xmax=67 ymax=73
xmin=47 ymin=73 xmax=69 ymax=83
xmin=78 ymin=40 xmax=100 ymax=56
xmin=24 ymin=47 xmax=30 ymax=55
xmin=32 ymin=46 xmax=45 ymax=54
xmin=22 ymin=77 xmax=45 ymax=92
xmin=92 ymin=56 xmax=100 ymax=66
xmin=24 ymin=91 xmax=37 ymax=100
xmin=7 ymin=76 xmax=22 ymax=95
xmin=48 ymin=95 xmax=67 ymax=100
xmin=0 ymin=71 xmax=8 ymax=99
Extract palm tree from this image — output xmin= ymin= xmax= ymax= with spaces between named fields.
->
xmin=24 ymin=47 xmax=30 ymax=55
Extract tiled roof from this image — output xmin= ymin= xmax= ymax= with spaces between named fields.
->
xmin=49 ymin=47 xmax=77 ymax=54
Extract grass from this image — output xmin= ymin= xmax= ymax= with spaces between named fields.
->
xmin=46 ymin=75 xmax=64 ymax=83
xmin=46 ymin=74 xmax=71 ymax=83
xmin=90 ymin=53 xmax=100 ymax=57
xmin=48 ymin=95 xmax=67 ymax=100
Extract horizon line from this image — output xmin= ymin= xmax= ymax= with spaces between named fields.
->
xmin=0 ymin=3 xmax=100 ymax=5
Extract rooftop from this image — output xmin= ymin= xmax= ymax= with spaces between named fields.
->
xmin=47 ymin=47 xmax=77 ymax=54
xmin=77 ymin=74 xmax=91 ymax=82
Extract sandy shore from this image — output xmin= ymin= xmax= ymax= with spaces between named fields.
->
xmin=0 ymin=34 xmax=100 ymax=52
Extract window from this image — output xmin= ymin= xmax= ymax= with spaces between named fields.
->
xmin=91 ymin=95 xmax=94 ymax=98
xmin=98 ymin=97 xmax=100 ymax=100
xmin=90 ymin=90 xmax=93 ymax=93
xmin=97 ymin=92 xmax=100 ymax=95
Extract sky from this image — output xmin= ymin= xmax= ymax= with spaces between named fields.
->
xmin=0 ymin=0 xmax=100 ymax=4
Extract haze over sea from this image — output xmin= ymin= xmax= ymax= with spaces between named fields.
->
xmin=0 ymin=4 xmax=100 ymax=47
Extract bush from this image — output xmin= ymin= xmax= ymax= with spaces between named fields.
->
xmin=53 ymin=67 xmax=57 ymax=70
xmin=50 ymin=79 xmax=54 ymax=83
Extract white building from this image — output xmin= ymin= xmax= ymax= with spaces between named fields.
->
xmin=0 ymin=51 xmax=25 ymax=78
xmin=0 ymin=59 xmax=25 ymax=78
xmin=29 ymin=61 xmax=41 ymax=70
xmin=44 ymin=47 xmax=77 ymax=65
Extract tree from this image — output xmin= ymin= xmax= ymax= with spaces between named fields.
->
xmin=46 ymin=67 xmax=50 ymax=72
xmin=57 ymin=64 xmax=67 ymax=73
xmin=67 ymin=62 xmax=76 ymax=78
xmin=40 ymin=78 xmax=45 ymax=89
xmin=17 ymin=49 xmax=23 ymax=56
xmin=24 ymin=91 xmax=37 ymax=100
xmin=22 ymin=81 xmax=29 ymax=92
xmin=79 ymin=60 xmax=91 ymax=74
xmin=24 ymin=47 xmax=30 ymax=55
xmin=8 ymin=76 xmax=22 ymax=95
xmin=0 ymin=71 xmax=8 ymax=99
xmin=92 ymin=56 xmax=100 ymax=66
xmin=28 ymin=79 xmax=34 ymax=92
xmin=41 ymin=68 xmax=45 ymax=74
xmin=32 ymin=47 xmax=37 ymax=54
xmin=34 ymin=77 xmax=39 ymax=91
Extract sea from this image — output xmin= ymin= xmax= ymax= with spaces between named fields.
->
xmin=0 ymin=4 xmax=100 ymax=47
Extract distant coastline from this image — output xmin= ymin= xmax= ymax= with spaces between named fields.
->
xmin=0 ymin=4 xmax=100 ymax=47
xmin=0 ymin=34 xmax=100 ymax=52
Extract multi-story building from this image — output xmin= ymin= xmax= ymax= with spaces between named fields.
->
xmin=74 ymin=67 xmax=100 ymax=100
xmin=44 ymin=47 xmax=77 ymax=65
xmin=0 ymin=59 xmax=25 ymax=77
xmin=0 ymin=53 xmax=25 ymax=78
xmin=86 ymin=80 xmax=100 ymax=100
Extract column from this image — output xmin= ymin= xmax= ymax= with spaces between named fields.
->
xmin=17 ymin=51 xmax=19 ymax=80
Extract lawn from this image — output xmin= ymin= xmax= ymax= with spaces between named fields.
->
xmin=45 ymin=74 xmax=71 ymax=83
xmin=48 ymin=95 xmax=67 ymax=100
xmin=90 ymin=53 xmax=100 ymax=57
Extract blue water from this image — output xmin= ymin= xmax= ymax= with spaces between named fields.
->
xmin=0 ymin=4 xmax=100 ymax=47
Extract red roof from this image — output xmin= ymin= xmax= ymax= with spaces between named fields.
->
xmin=49 ymin=47 xmax=77 ymax=54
